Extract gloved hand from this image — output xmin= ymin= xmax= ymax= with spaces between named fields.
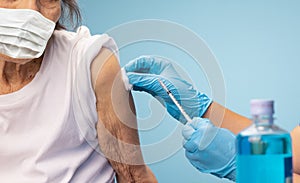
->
xmin=123 ymin=56 xmax=212 ymax=124
xmin=182 ymin=117 xmax=236 ymax=181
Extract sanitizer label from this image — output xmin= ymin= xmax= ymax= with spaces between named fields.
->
xmin=237 ymin=155 xmax=293 ymax=183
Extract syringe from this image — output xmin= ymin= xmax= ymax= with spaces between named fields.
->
xmin=158 ymin=79 xmax=192 ymax=123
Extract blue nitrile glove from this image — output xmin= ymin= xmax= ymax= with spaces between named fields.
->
xmin=182 ymin=117 xmax=236 ymax=181
xmin=123 ymin=56 xmax=212 ymax=124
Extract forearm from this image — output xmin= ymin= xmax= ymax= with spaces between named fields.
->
xmin=294 ymin=173 xmax=300 ymax=183
xmin=97 ymin=129 xmax=155 ymax=183
xmin=291 ymin=126 xmax=300 ymax=178
xmin=203 ymin=102 xmax=252 ymax=134
xmin=97 ymin=93 xmax=156 ymax=182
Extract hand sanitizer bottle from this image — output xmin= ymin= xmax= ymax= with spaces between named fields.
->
xmin=236 ymin=99 xmax=293 ymax=183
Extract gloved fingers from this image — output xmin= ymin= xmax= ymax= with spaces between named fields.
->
xmin=166 ymin=104 xmax=183 ymax=123
xmin=183 ymin=138 xmax=199 ymax=153
xmin=182 ymin=119 xmax=215 ymax=152
xmin=124 ymin=56 xmax=171 ymax=75
xmin=189 ymin=117 xmax=212 ymax=130
xmin=185 ymin=150 xmax=200 ymax=161
xmin=127 ymin=72 xmax=175 ymax=100
xmin=126 ymin=72 xmax=159 ymax=90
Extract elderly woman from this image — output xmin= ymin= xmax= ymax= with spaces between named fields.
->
xmin=0 ymin=0 xmax=156 ymax=182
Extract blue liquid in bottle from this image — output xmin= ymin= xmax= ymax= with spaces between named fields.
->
xmin=236 ymin=100 xmax=293 ymax=183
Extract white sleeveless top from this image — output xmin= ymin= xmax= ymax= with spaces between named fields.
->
xmin=0 ymin=26 xmax=117 ymax=183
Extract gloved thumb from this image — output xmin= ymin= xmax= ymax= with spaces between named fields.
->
xmin=182 ymin=123 xmax=195 ymax=140
xmin=182 ymin=117 xmax=207 ymax=140
xmin=188 ymin=117 xmax=212 ymax=130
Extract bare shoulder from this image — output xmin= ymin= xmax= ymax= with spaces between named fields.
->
xmin=90 ymin=47 xmax=132 ymax=117
xmin=90 ymin=47 xmax=121 ymax=95
xmin=291 ymin=126 xmax=300 ymax=175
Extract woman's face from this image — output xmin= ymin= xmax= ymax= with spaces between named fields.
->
xmin=0 ymin=0 xmax=61 ymax=23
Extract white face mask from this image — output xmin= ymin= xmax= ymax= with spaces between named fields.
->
xmin=0 ymin=8 xmax=56 ymax=61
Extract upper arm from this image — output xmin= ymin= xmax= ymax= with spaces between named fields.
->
xmin=90 ymin=48 xmax=157 ymax=182
xmin=91 ymin=47 xmax=140 ymax=146
xmin=90 ymin=48 xmax=150 ymax=181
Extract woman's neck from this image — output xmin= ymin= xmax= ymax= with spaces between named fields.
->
xmin=0 ymin=58 xmax=42 ymax=95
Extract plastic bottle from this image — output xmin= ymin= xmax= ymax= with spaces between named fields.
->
xmin=236 ymin=99 xmax=293 ymax=183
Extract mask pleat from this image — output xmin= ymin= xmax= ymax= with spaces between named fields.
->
xmin=0 ymin=43 xmax=39 ymax=59
xmin=0 ymin=27 xmax=45 ymax=46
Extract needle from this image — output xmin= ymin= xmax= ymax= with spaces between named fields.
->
xmin=158 ymin=79 xmax=192 ymax=123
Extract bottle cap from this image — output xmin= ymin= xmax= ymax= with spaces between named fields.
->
xmin=250 ymin=99 xmax=274 ymax=115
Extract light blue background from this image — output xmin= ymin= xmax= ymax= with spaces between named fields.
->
xmin=78 ymin=1 xmax=300 ymax=182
